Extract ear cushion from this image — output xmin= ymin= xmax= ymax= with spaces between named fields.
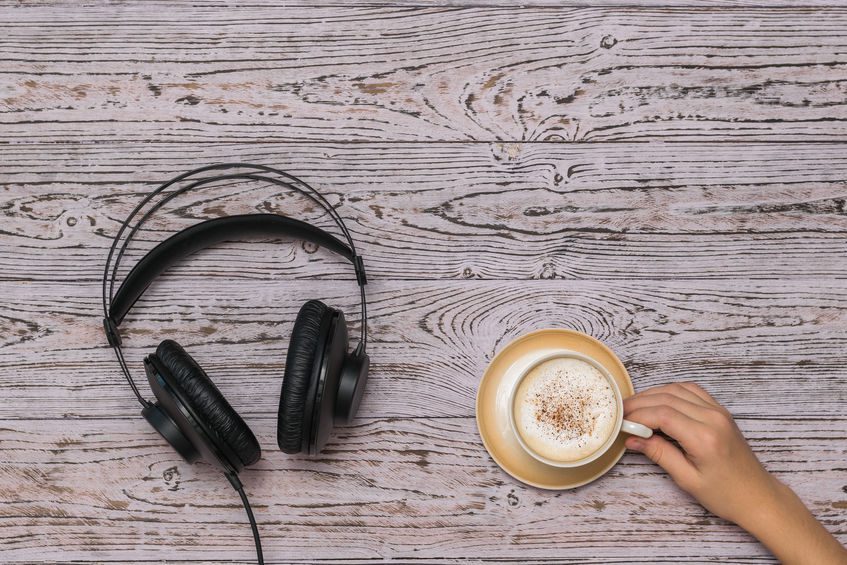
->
xmin=156 ymin=340 xmax=260 ymax=468
xmin=278 ymin=300 xmax=328 ymax=454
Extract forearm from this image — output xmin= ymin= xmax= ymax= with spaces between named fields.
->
xmin=737 ymin=477 xmax=846 ymax=565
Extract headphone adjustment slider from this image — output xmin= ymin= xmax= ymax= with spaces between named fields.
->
xmin=103 ymin=316 xmax=122 ymax=348
xmin=354 ymin=255 xmax=367 ymax=286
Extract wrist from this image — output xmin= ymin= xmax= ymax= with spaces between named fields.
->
xmin=733 ymin=476 xmax=846 ymax=565
xmin=735 ymin=475 xmax=812 ymax=562
xmin=731 ymin=473 xmax=791 ymax=534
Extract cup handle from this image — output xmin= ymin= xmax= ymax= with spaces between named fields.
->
xmin=621 ymin=419 xmax=653 ymax=439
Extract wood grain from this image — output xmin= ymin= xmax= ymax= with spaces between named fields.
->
xmin=0 ymin=417 xmax=843 ymax=562
xmin=2 ymin=142 xmax=846 ymax=283
xmin=3 ymin=7 xmax=847 ymax=143
xmin=0 ymin=278 xmax=844 ymax=420
xmin=2 ymin=1 xmax=846 ymax=562
xmin=5 ymin=0 xmax=847 ymax=7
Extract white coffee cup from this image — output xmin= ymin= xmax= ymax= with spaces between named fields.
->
xmin=509 ymin=350 xmax=652 ymax=468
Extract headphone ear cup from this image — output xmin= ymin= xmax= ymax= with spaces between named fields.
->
xmin=311 ymin=310 xmax=348 ymax=454
xmin=157 ymin=340 xmax=261 ymax=469
xmin=335 ymin=346 xmax=369 ymax=425
xmin=278 ymin=300 xmax=328 ymax=454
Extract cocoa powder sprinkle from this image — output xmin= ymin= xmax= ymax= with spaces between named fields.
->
xmin=530 ymin=377 xmax=606 ymax=446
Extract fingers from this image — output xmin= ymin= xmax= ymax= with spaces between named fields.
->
xmin=676 ymin=382 xmax=722 ymax=408
xmin=628 ymin=381 xmax=726 ymax=413
xmin=624 ymin=405 xmax=707 ymax=452
xmin=625 ymin=392 xmax=718 ymax=425
xmin=633 ymin=383 xmax=713 ymax=408
xmin=626 ymin=435 xmax=700 ymax=491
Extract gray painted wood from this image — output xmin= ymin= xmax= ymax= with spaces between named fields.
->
xmin=5 ymin=1 xmax=846 ymax=6
xmin=3 ymin=7 xmax=847 ymax=143
xmin=3 ymin=143 xmax=847 ymax=282
xmin=0 ymin=2 xmax=844 ymax=564
xmin=0 ymin=417 xmax=844 ymax=563
xmin=1 ymin=279 xmax=846 ymax=420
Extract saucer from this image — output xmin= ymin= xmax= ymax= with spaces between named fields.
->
xmin=475 ymin=329 xmax=635 ymax=490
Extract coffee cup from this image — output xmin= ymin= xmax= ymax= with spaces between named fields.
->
xmin=508 ymin=350 xmax=652 ymax=468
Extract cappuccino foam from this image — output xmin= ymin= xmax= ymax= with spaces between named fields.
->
xmin=514 ymin=357 xmax=617 ymax=462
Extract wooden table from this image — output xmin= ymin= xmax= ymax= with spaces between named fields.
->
xmin=1 ymin=2 xmax=845 ymax=563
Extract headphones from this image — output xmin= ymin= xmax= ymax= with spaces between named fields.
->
xmin=102 ymin=164 xmax=370 ymax=563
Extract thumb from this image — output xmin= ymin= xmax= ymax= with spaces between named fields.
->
xmin=627 ymin=435 xmax=698 ymax=489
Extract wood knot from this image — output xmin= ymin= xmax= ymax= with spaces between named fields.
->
xmin=492 ymin=143 xmax=523 ymax=162
xmin=162 ymin=466 xmax=181 ymax=491
xmin=600 ymin=35 xmax=617 ymax=49
xmin=176 ymin=94 xmax=201 ymax=106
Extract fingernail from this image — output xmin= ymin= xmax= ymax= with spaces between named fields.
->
xmin=626 ymin=437 xmax=644 ymax=450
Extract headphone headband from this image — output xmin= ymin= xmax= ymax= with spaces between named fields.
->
xmin=102 ymin=164 xmax=369 ymax=409
xmin=104 ymin=165 xmax=360 ymax=308
xmin=109 ymin=214 xmax=365 ymax=324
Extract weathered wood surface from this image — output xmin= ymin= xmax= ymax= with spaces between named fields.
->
xmin=1 ymin=1 xmax=845 ymax=564
xmin=1 ymin=279 xmax=846 ymax=420
xmin=5 ymin=0 xmax=846 ymax=7
xmin=3 ymin=7 xmax=847 ymax=143
xmin=3 ymin=143 xmax=847 ymax=282
xmin=1 ymin=417 xmax=844 ymax=562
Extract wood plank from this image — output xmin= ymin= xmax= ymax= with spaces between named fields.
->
xmin=3 ymin=3 xmax=845 ymax=564
xmin=3 ymin=142 xmax=846 ymax=282
xmin=0 ymin=279 xmax=844 ymax=420
xmin=3 ymin=7 xmax=847 ymax=143
xmin=5 ymin=1 xmax=847 ymax=7
xmin=0 ymin=417 xmax=843 ymax=562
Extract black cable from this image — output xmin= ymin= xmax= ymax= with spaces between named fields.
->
xmin=113 ymin=344 xmax=149 ymax=408
xmin=358 ymin=284 xmax=368 ymax=350
xmin=227 ymin=473 xmax=264 ymax=565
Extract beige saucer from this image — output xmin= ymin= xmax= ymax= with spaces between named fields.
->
xmin=476 ymin=328 xmax=635 ymax=490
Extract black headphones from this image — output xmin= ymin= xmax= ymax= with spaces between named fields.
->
xmin=102 ymin=164 xmax=370 ymax=563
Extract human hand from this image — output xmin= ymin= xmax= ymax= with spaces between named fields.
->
xmin=622 ymin=382 xmax=777 ymax=526
xmin=623 ymin=382 xmax=847 ymax=565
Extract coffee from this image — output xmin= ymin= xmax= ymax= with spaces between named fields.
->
xmin=513 ymin=357 xmax=617 ymax=462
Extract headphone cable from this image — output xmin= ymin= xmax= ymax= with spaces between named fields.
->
xmin=226 ymin=473 xmax=264 ymax=565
